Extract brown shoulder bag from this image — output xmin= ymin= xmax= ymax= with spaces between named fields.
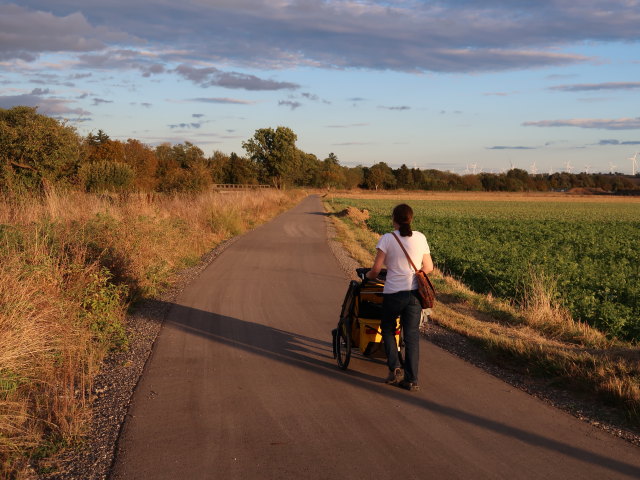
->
xmin=391 ymin=233 xmax=436 ymax=309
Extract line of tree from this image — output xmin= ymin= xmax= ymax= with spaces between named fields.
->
xmin=1 ymin=106 xmax=638 ymax=195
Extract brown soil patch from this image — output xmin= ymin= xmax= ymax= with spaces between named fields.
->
xmin=567 ymin=187 xmax=610 ymax=195
xmin=336 ymin=206 xmax=370 ymax=224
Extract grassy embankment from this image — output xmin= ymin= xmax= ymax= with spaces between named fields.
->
xmin=324 ymin=193 xmax=640 ymax=427
xmin=0 ymin=188 xmax=304 ymax=478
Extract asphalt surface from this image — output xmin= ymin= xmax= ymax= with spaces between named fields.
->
xmin=111 ymin=195 xmax=640 ymax=480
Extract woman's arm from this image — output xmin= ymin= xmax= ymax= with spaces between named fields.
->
xmin=421 ymin=253 xmax=434 ymax=274
xmin=366 ymin=248 xmax=386 ymax=280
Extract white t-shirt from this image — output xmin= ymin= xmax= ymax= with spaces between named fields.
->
xmin=376 ymin=230 xmax=430 ymax=294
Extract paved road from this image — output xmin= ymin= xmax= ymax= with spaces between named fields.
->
xmin=112 ymin=195 xmax=640 ymax=479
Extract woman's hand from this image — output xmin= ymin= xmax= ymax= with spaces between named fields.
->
xmin=366 ymin=249 xmax=386 ymax=279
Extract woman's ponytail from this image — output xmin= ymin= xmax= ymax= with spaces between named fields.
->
xmin=392 ymin=204 xmax=414 ymax=237
xmin=398 ymin=222 xmax=412 ymax=237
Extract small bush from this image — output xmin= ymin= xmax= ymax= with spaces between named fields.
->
xmin=206 ymin=209 xmax=244 ymax=236
xmin=80 ymin=268 xmax=129 ymax=350
xmin=156 ymin=165 xmax=211 ymax=193
xmin=79 ymin=161 xmax=134 ymax=193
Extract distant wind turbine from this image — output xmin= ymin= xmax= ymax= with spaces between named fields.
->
xmin=530 ymin=161 xmax=538 ymax=175
xmin=584 ymin=164 xmax=592 ymax=174
xmin=564 ymin=161 xmax=573 ymax=173
xmin=628 ymin=152 xmax=639 ymax=176
xmin=608 ymin=162 xmax=617 ymax=174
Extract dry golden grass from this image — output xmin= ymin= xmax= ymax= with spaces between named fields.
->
xmin=324 ymin=196 xmax=640 ymax=425
xmin=324 ymin=202 xmax=378 ymax=267
xmin=0 ymin=188 xmax=304 ymax=478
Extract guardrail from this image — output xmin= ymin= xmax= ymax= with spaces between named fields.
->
xmin=212 ymin=184 xmax=272 ymax=190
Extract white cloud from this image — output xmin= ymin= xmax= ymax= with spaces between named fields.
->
xmin=550 ymin=82 xmax=640 ymax=92
xmin=378 ymin=105 xmax=411 ymax=111
xmin=0 ymin=91 xmax=90 ymax=116
xmin=0 ymin=4 xmax=132 ymax=61
xmin=174 ymin=64 xmax=299 ymax=91
xmin=487 ymin=145 xmax=538 ymax=150
xmin=278 ymin=100 xmax=301 ymax=110
xmin=523 ymin=118 xmax=640 ymax=130
xmin=181 ymin=97 xmax=256 ymax=105
xmin=13 ymin=1 xmax=640 ymax=72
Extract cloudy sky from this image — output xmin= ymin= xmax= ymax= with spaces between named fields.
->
xmin=1 ymin=1 xmax=639 ymax=174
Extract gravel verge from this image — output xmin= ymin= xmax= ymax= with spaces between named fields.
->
xmin=324 ymin=212 xmax=640 ymax=448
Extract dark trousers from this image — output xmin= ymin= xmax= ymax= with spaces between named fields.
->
xmin=381 ymin=290 xmax=422 ymax=383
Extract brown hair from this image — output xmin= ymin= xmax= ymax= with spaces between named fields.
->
xmin=392 ymin=203 xmax=413 ymax=237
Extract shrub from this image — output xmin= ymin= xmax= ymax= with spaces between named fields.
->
xmin=156 ymin=164 xmax=211 ymax=193
xmin=79 ymin=161 xmax=135 ymax=193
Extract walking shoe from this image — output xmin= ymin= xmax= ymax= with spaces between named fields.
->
xmin=398 ymin=379 xmax=420 ymax=391
xmin=384 ymin=368 xmax=404 ymax=385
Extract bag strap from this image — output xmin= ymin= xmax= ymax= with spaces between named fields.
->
xmin=391 ymin=232 xmax=419 ymax=273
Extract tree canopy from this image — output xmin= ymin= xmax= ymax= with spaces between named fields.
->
xmin=1 ymin=108 xmax=637 ymax=195
xmin=242 ymin=126 xmax=300 ymax=188
xmin=0 ymin=106 xmax=80 ymax=192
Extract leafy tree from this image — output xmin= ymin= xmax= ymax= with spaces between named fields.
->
xmin=224 ymin=153 xmax=258 ymax=184
xmin=0 ymin=106 xmax=81 ymax=192
xmin=460 ymin=174 xmax=482 ymax=191
xmin=169 ymin=142 xmax=205 ymax=169
xmin=207 ymin=150 xmax=230 ymax=183
xmin=122 ymin=139 xmax=158 ymax=191
xmin=86 ymin=129 xmax=111 ymax=146
xmin=411 ymin=168 xmax=423 ymax=188
xmin=422 ymin=169 xmax=463 ymax=191
xmin=318 ymin=153 xmax=345 ymax=189
xmin=365 ymin=162 xmax=396 ymax=190
xmin=344 ymin=165 xmax=365 ymax=189
xmin=242 ymin=126 xmax=300 ymax=188
xmin=504 ymin=168 xmax=532 ymax=191
xmin=154 ymin=142 xmax=210 ymax=192
xmin=83 ymin=136 xmax=126 ymax=166
xmin=154 ymin=143 xmax=176 ymax=179
xmin=395 ymin=164 xmax=413 ymax=189
xmin=296 ymin=151 xmax=321 ymax=187
xmin=549 ymin=172 xmax=572 ymax=190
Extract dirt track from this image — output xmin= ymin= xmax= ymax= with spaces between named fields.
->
xmin=111 ymin=195 xmax=640 ymax=479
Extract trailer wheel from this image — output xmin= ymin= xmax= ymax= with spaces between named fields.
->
xmin=336 ymin=321 xmax=351 ymax=370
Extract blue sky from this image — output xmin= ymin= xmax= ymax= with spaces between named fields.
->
xmin=1 ymin=1 xmax=639 ymax=174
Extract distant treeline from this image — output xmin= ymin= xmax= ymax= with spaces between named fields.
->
xmin=1 ymin=106 xmax=638 ymax=194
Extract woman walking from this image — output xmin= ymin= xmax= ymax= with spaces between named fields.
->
xmin=365 ymin=204 xmax=433 ymax=391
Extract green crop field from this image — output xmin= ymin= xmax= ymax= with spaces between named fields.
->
xmin=333 ymin=197 xmax=640 ymax=341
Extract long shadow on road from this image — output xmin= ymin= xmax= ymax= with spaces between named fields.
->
xmin=146 ymin=300 xmax=640 ymax=478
